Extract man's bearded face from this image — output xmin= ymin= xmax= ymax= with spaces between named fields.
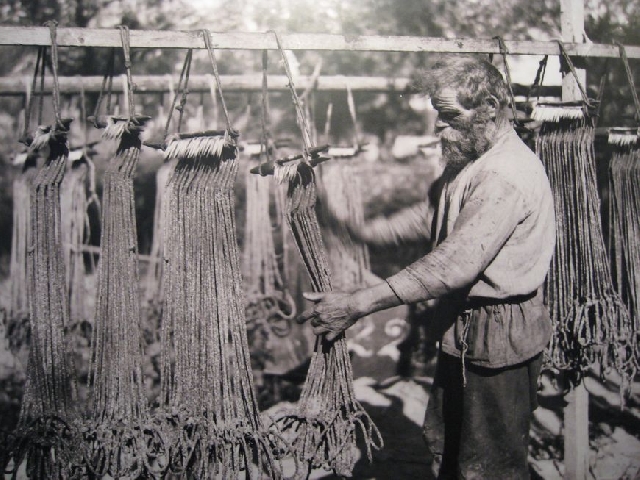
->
xmin=432 ymin=88 xmax=493 ymax=171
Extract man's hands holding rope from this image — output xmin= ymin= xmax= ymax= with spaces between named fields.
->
xmin=297 ymin=291 xmax=362 ymax=342
xmin=296 ymin=282 xmax=404 ymax=341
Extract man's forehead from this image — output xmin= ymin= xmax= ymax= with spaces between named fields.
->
xmin=431 ymin=88 xmax=463 ymax=111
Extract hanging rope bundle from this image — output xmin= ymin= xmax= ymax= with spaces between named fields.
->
xmin=607 ymin=43 xmax=640 ymax=379
xmin=8 ymin=155 xmax=38 ymax=350
xmin=534 ymin=42 xmax=634 ymax=385
xmin=143 ymin=157 xmax=175 ymax=305
xmin=156 ymin=32 xmax=283 ymax=479
xmin=608 ymin=136 xmax=640 ymax=374
xmin=317 ymin=82 xmax=370 ymax=292
xmin=317 ymin=162 xmax=370 ymax=292
xmin=267 ymin=31 xmax=382 ymax=478
xmin=244 ymin=51 xmax=296 ymax=372
xmin=82 ymin=26 xmax=165 ymax=479
xmin=60 ymin=151 xmax=89 ymax=326
xmin=4 ymin=22 xmax=81 ymax=478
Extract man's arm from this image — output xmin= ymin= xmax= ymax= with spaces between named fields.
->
xmin=296 ymin=282 xmax=402 ymax=341
xmin=298 ymin=172 xmax=528 ymax=338
xmin=348 ymin=200 xmax=432 ymax=246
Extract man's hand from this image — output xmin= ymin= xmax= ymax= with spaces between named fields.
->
xmin=296 ymin=291 xmax=362 ymax=342
xmin=296 ymin=282 xmax=404 ymax=341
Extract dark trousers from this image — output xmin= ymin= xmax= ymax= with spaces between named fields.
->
xmin=423 ymin=351 xmax=543 ymax=480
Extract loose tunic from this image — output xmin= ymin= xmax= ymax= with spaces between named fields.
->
xmin=387 ymin=128 xmax=556 ymax=368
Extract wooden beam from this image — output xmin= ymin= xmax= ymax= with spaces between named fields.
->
xmin=0 ymin=27 xmax=639 ymax=58
xmin=0 ymin=74 xmax=562 ymax=96
xmin=560 ymin=1 xmax=590 ymax=480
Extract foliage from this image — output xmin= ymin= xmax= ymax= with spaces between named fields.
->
xmin=585 ymin=1 xmax=640 ymax=127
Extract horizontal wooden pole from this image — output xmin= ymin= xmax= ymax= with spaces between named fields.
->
xmin=0 ymin=74 xmax=561 ymax=97
xmin=0 ymin=27 xmax=639 ymax=58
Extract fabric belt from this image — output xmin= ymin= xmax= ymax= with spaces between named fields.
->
xmin=465 ymin=291 xmax=537 ymax=310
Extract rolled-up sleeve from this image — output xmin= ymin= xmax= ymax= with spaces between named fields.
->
xmin=386 ymin=172 xmax=528 ymax=304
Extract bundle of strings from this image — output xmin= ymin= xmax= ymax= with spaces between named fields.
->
xmin=243 ymin=50 xmax=295 ymax=369
xmin=607 ymin=131 xmax=640 ymax=379
xmin=274 ymin=161 xmax=382 ymax=478
xmin=83 ymin=115 xmax=166 ymax=479
xmin=243 ymin=156 xmax=296 ymax=367
xmin=8 ymin=157 xmax=38 ymax=349
xmin=143 ymin=157 xmax=176 ymax=304
xmin=535 ymin=114 xmax=634 ymax=384
xmin=60 ymin=156 xmax=89 ymax=325
xmin=158 ymin=131 xmax=283 ymax=479
xmin=4 ymin=121 xmax=82 ymax=479
xmin=317 ymin=162 xmax=370 ymax=291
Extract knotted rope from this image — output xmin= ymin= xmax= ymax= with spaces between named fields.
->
xmin=82 ymin=25 xmax=165 ymax=479
xmin=156 ymin=32 xmax=284 ymax=479
xmin=606 ymin=44 xmax=640 ymax=391
xmin=269 ymin=30 xmax=382 ymax=478
xmin=243 ymin=50 xmax=296 ymax=374
xmin=535 ymin=48 xmax=634 ymax=387
xmin=4 ymin=21 xmax=81 ymax=478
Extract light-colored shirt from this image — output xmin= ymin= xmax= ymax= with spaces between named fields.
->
xmin=387 ymin=128 xmax=556 ymax=366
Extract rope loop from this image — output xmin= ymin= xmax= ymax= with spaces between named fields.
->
xmin=493 ymin=36 xmax=520 ymax=126
xmin=615 ymin=41 xmax=640 ymax=124
xmin=201 ymin=30 xmax=236 ymax=136
xmin=118 ymin=25 xmax=136 ymax=119
xmin=44 ymin=20 xmax=64 ymax=129
xmin=269 ymin=30 xmax=314 ymax=161
xmin=556 ymin=40 xmax=592 ymax=108
xmin=164 ymin=48 xmax=193 ymax=139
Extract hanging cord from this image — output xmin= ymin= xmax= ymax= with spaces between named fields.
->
xmin=45 ymin=21 xmax=63 ymax=130
xmin=92 ymin=48 xmax=115 ymax=127
xmin=202 ymin=29 xmax=235 ymax=135
xmin=163 ymin=48 xmax=193 ymax=138
xmin=594 ymin=58 xmax=609 ymax=126
xmin=20 ymin=46 xmax=46 ymax=145
xmin=260 ymin=49 xmax=272 ymax=164
xmin=270 ymin=30 xmax=314 ymax=160
xmin=616 ymin=41 xmax=640 ymax=124
xmin=79 ymin=77 xmax=101 ymax=272
xmin=494 ymin=36 xmax=520 ymax=126
xmin=557 ymin=40 xmax=593 ymax=108
xmin=346 ymin=81 xmax=360 ymax=148
xmin=526 ymin=55 xmax=549 ymax=107
xmin=118 ymin=25 xmax=136 ymax=120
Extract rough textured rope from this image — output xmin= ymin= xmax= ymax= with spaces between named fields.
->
xmin=607 ymin=142 xmax=640 ymax=388
xmin=60 ymin=157 xmax=89 ymax=325
xmin=9 ymin=159 xmax=37 ymax=331
xmin=317 ymin=162 xmax=370 ymax=292
xmin=243 ymin=53 xmax=295 ymax=370
xmin=4 ymin=124 xmax=81 ymax=479
xmin=158 ymin=132 xmax=284 ymax=479
xmin=83 ymin=118 xmax=165 ymax=479
xmin=274 ymin=163 xmax=382 ymax=478
xmin=536 ymin=116 xmax=635 ymax=388
xmin=143 ymin=158 xmax=176 ymax=304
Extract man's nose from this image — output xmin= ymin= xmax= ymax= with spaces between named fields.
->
xmin=435 ymin=120 xmax=449 ymax=134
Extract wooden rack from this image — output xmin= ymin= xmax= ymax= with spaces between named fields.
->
xmin=0 ymin=26 xmax=639 ymax=58
xmin=0 ymin=74 xmax=561 ymax=97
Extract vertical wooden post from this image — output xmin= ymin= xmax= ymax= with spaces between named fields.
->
xmin=560 ymin=1 xmax=590 ymax=479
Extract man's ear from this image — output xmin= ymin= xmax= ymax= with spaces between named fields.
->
xmin=483 ymin=95 xmax=500 ymax=119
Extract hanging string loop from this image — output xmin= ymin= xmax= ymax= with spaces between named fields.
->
xmin=269 ymin=30 xmax=314 ymax=161
xmin=493 ymin=36 xmax=520 ymax=126
xmin=201 ymin=29 xmax=237 ymax=137
xmin=615 ymin=41 xmax=640 ymax=125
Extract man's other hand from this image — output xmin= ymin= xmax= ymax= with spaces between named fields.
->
xmin=296 ymin=291 xmax=360 ymax=342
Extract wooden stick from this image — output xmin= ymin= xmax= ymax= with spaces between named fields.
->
xmin=1 ymin=27 xmax=639 ymax=58
xmin=561 ymin=2 xmax=590 ymax=480
xmin=0 ymin=74 xmax=562 ymax=96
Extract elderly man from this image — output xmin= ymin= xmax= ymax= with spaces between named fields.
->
xmin=297 ymin=56 xmax=556 ymax=479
